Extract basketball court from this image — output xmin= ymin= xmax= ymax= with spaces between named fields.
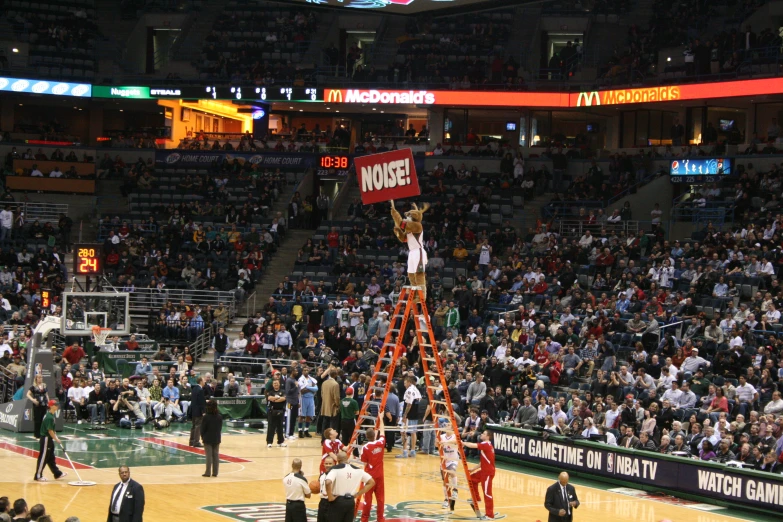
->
xmin=0 ymin=425 xmax=774 ymax=522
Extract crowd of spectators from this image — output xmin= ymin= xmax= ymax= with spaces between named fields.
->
xmin=390 ymin=11 xmax=522 ymax=89
xmin=0 ymin=497 xmax=79 ymax=522
xmin=5 ymin=0 xmax=98 ymax=79
xmin=214 ymin=140 xmax=783 ymax=468
xmin=600 ymin=0 xmax=770 ymax=82
xmin=196 ymin=1 xmax=317 ymax=82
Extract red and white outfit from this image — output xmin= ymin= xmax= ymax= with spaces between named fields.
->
xmin=320 ymin=438 xmax=343 ymax=474
xmin=360 ymin=435 xmax=386 ymax=522
xmin=470 ymin=440 xmax=496 ymax=518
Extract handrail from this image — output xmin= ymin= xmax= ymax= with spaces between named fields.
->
xmin=128 ymin=287 xmax=239 ymax=320
xmin=190 ymin=324 xmax=214 ymax=363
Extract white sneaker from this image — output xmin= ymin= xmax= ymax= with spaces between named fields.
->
xmin=278 ymin=443 xmax=287 ymax=448
xmin=77 ymin=420 xmax=83 ymax=424
xmin=267 ymin=444 xmax=272 ymax=448
xmin=442 ymin=501 xmax=449 ymax=509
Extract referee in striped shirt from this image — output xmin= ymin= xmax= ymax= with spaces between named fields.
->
xmin=325 ymin=451 xmax=375 ymax=522
xmin=283 ymin=458 xmax=311 ymax=522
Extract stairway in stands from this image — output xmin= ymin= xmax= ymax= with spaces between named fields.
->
xmin=519 ymin=192 xmax=551 ymax=233
xmin=192 ymin=181 xmax=309 ymax=374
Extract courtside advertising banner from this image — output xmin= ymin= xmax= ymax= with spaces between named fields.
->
xmin=356 ymin=148 xmax=420 ymax=205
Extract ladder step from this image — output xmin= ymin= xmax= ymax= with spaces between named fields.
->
xmin=371 ymin=386 xmax=386 ymax=392
xmin=431 ymin=400 xmax=451 ymax=407
xmin=424 ymin=371 xmax=441 ymax=378
xmin=359 ymin=414 xmax=377 ymax=421
xmin=375 ymin=372 xmax=389 ymax=378
xmin=422 ymin=357 xmax=438 ymax=363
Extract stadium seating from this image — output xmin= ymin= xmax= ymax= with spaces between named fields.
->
xmin=195 ymin=0 xmax=318 ymax=82
xmin=5 ymin=0 xmax=98 ymax=80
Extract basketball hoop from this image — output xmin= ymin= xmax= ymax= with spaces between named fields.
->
xmin=91 ymin=325 xmax=111 ymax=346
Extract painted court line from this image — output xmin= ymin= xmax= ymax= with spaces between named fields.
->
xmin=139 ymin=437 xmax=251 ymax=463
xmin=0 ymin=441 xmax=94 ymax=470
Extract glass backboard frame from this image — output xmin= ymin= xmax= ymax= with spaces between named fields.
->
xmin=61 ymin=292 xmax=131 ymax=336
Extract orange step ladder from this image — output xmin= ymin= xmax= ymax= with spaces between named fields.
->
xmin=348 ymin=286 xmax=484 ymax=518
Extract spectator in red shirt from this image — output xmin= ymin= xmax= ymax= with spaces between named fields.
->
xmin=327 ymin=227 xmax=340 ymax=263
xmin=124 ymin=334 xmax=140 ymax=351
xmin=62 ymin=343 xmax=86 ymax=365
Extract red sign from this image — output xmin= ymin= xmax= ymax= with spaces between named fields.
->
xmin=355 ymin=149 xmax=420 ymax=205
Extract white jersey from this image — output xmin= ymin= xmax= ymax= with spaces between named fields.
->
xmin=440 ymin=433 xmax=460 ymax=462
xmin=405 ymin=227 xmax=428 ymax=274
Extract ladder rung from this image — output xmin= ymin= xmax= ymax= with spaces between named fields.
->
xmin=424 ymin=371 xmax=441 ymax=377
xmin=365 ymin=400 xmax=382 ymax=407
xmin=375 ymin=372 xmax=389 ymax=378
xmin=359 ymin=414 xmax=377 ymax=421
xmin=431 ymin=400 xmax=451 ymax=406
xmin=390 ymin=328 xmax=401 ymax=333
xmin=427 ymin=385 xmax=441 ymax=390
xmin=422 ymin=357 xmax=437 ymax=362
xmin=371 ymin=386 xmax=386 ymax=392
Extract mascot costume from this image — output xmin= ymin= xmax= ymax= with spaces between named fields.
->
xmin=390 ymin=200 xmax=429 ymax=296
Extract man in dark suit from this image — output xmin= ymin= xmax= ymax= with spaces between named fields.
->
xmin=107 ymin=465 xmax=144 ymax=522
xmin=617 ymin=425 xmax=641 ymax=450
xmin=190 ymin=376 xmax=207 ymax=448
xmin=544 ymin=472 xmax=579 ymax=522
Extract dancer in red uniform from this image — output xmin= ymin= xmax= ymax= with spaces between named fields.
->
xmin=321 ymin=428 xmax=344 ymax=474
xmin=463 ymin=431 xmax=496 ymax=519
xmin=360 ymin=417 xmax=386 ymax=522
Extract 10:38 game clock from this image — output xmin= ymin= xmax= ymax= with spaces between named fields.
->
xmin=319 ymin=155 xmax=350 ymax=170
xmin=74 ymin=243 xmax=103 ymax=275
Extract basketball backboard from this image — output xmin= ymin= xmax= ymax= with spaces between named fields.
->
xmin=61 ymin=292 xmax=131 ymax=336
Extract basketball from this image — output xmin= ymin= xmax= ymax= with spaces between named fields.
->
xmin=309 ymin=480 xmax=320 ymax=494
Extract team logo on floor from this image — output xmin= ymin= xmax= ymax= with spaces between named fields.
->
xmin=202 ymin=501 xmax=504 ymax=521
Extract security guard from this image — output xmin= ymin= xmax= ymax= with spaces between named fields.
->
xmin=283 ymin=458 xmax=311 ymax=522
xmin=317 ymin=455 xmax=336 ymax=522
xmin=325 ymin=451 xmax=375 ymax=522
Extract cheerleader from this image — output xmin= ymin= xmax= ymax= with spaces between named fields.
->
xmin=317 ymin=455 xmax=335 ymax=522
xmin=320 ymin=428 xmax=343 ymax=473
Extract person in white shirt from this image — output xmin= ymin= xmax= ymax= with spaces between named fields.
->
xmin=325 ymin=452 xmax=375 ymax=520
xmin=578 ymin=231 xmax=593 ymax=248
xmin=398 ymin=375 xmax=422 ymax=458
xmin=662 ymin=381 xmax=683 ymax=406
xmin=763 ymin=391 xmax=783 ymax=415
xmin=729 ymin=334 xmax=743 ymax=350
xmin=581 ymin=417 xmax=599 ymax=438
xmin=765 ymin=304 xmax=780 ymax=323
xmin=30 ymin=165 xmax=43 ymax=177
xmin=598 ymin=425 xmax=617 ymax=445
xmin=735 ymin=375 xmax=758 ymax=416
xmin=436 ymin=419 xmax=461 ymax=512
xmin=68 ymin=379 xmax=88 ymax=423
xmin=0 ymin=207 xmax=12 ymax=241
xmin=230 ymin=332 xmax=248 ymax=354
xmin=49 ymin=167 xmax=63 ymax=178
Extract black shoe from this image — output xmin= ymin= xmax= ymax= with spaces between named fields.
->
xmin=192 ymin=443 xmax=204 ymax=448
xmin=212 ymin=474 xmax=218 ymax=477
xmin=304 ymin=431 xmax=312 ymax=438
xmin=202 ymin=474 xmax=210 ymax=477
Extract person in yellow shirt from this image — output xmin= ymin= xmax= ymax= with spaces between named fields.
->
xmin=453 ymin=243 xmax=468 ymax=261
xmin=193 ymin=226 xmax=206 ymax=243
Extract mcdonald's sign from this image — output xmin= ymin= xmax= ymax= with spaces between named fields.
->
xmin=326 ymin=89 xmax=343 ymax=103
xmin=576 ymin=91 xmax=601 ymax=107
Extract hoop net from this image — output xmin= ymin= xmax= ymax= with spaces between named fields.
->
xmin=91 ymin=325 xmax=111 ymax=346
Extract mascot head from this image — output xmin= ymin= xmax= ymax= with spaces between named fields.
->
xmin=404 ymin=202 xmax=429 ymax=223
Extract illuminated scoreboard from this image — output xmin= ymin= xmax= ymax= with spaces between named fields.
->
xmin=74 ymin=244 xmax=103 ymax=275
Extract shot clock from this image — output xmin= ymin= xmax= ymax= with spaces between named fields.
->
xmin=74 ymin=244 xmax=103 ymax=275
